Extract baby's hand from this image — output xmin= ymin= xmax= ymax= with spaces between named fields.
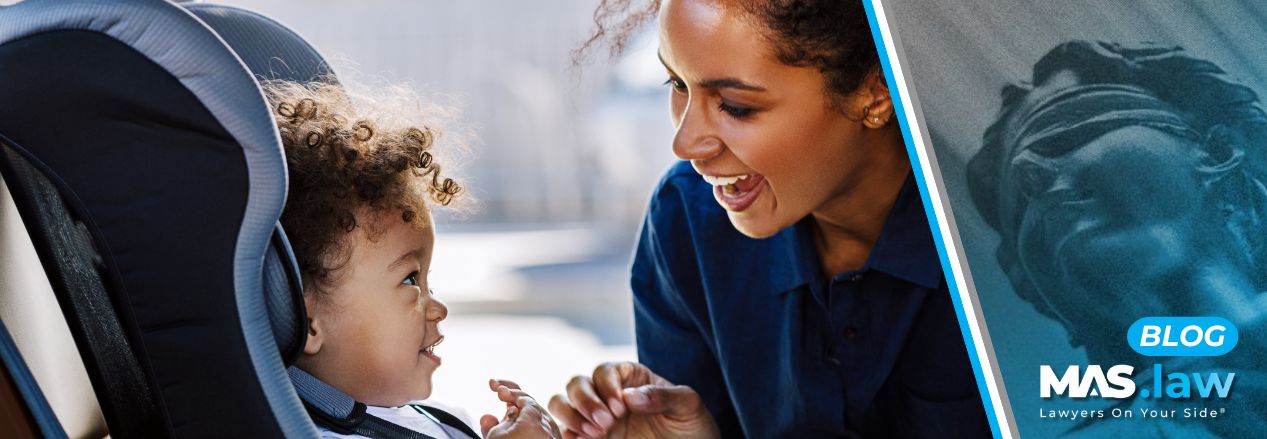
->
xmin=479 ymin=379 xmax=562 ymax=439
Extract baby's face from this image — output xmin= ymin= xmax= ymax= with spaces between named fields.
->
xmin=300 ymin=209 xmax=448 ymax=407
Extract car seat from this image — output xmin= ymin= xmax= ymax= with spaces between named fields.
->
xmin=0 ymin=0 xmax=335 ymax=436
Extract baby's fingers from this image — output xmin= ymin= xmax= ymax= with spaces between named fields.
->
xmin=480 ymin=414 xmax=499 ymax=437
xmin=497 ymin=385 xmax=532 ymax=405
xmin=488 ymin=378 xmax=532 ymax=405
xmin=514 ymin=398 xmax=563 ymax=439
xmin=490 ymin=378 xmax=523 ymax=391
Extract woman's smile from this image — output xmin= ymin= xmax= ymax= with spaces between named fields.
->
xmin=701 ymin=172 xmax=766 ymax=212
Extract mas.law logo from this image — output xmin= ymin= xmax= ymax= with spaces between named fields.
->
xmin=1040 ymin=317 xmax=1237 ymax=400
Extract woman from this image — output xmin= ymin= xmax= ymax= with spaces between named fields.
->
xmin=549 ymin=0 xmax=990 ymax=437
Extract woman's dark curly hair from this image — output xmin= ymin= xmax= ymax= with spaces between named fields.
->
xmin=263 ymin=80 xmax=467 ymax=294
xmin=575 ymin=0 xmax=879 ymax=106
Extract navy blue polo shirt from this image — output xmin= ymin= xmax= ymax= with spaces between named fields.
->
xmin=631 ymin=161 xmax=990 ymax=438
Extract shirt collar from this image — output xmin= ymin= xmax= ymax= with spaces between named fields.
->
xmin=781 ymin=172 xmax=945 ymax=293
xmin=866 ymin=173 xmax=944 ymax=289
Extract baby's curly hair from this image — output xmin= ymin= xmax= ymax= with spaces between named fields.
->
xmin=263 ymin=79 xmax=466 ymax=294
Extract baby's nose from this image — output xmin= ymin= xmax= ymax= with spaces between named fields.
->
xmin=426 ymin=296 xmax=449 ymax=322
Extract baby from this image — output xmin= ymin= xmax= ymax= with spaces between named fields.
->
xmin=264 ymin=79 xmax=560 ymax=439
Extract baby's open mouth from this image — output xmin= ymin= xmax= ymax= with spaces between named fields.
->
xmin=421 ymin=335 xmax=444 ymax=365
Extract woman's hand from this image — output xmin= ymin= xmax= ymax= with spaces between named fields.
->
xmin=481 ymin=379 xmax=563 ymax=439
xmin=548 ymin=362 xmax=719 ymax=439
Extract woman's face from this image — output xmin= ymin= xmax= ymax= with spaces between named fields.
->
xmin=658 ymin=0 xmax=884 ymax=238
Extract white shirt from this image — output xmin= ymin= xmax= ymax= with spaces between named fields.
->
xmin=317 ymin=402 xmax=472 ymax=439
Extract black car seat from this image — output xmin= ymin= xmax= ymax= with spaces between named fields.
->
xmin=0 ymin=0 xmax=332 ymax=436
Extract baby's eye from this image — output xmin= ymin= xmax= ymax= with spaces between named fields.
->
xmin=402 ymin=271 xmax=420 ymax=286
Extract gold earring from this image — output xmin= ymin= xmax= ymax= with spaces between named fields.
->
xmin=863 ymin=105 xmax=884 ymax=125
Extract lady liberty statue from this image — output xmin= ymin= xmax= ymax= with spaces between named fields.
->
xmin=970 ymin=40 xmax=1267 ymax=437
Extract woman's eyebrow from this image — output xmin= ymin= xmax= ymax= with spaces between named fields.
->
xmin=697 ymin=78 xmax=766 ymax=92
xmin=657 ymin=52 xmax=766 ymax=92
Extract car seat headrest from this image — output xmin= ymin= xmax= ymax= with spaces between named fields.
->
xmin=185 ymin=2 xmax=341 ymax=368
xmin=186 ymin=3 xmax=337 ymax=84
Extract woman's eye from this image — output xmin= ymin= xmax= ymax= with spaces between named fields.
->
xmin=663 ymin=77 xmax=687 ymax=94
xmin=719 ymin=101 xmax=757 ymax=119
xmin=402 ymin=271 xmax=419 ymax=286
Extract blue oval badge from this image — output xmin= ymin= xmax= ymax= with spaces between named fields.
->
xmin=1127 ymin=317 xmax=1238 ymax=357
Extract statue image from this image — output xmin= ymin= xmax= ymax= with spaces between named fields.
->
xmin=969 ymin=40 xmax=1267 ymax=437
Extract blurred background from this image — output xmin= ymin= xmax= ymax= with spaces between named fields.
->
xmin=215 ymin=0 xmax=677 ymax=420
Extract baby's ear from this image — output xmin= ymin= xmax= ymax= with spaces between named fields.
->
xmin=302 ymin=296 xmax=324 ymax=355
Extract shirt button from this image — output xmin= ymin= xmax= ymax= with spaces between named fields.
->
xmin=843 ymin=326 xmax=858 ymax=339
xmin=849 ymin=274 xmax=863 ymax=282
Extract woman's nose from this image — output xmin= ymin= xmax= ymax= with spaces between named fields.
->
xmin=671 ymin=103 xmax=723 ymax=161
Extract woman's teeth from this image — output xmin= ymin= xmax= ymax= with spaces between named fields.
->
xmin=702 ymin=174 xmax=753 ymax=196
xmin=702 ymin=174 xmax=751 ymax=187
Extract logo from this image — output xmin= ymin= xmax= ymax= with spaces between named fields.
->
xmin=1040 ymin=317 xmax=1237 ymax=399
xmin=1127 ymin=317 xmax=1237 ymax=357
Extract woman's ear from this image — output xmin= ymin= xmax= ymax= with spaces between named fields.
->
xmin=302 ymin=295 xmax=324 ymax=356
xmin=1198 ymin=124 xmax=1247 ymax=185
xmin=858 ymin=66 xmax=894 ymax=129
